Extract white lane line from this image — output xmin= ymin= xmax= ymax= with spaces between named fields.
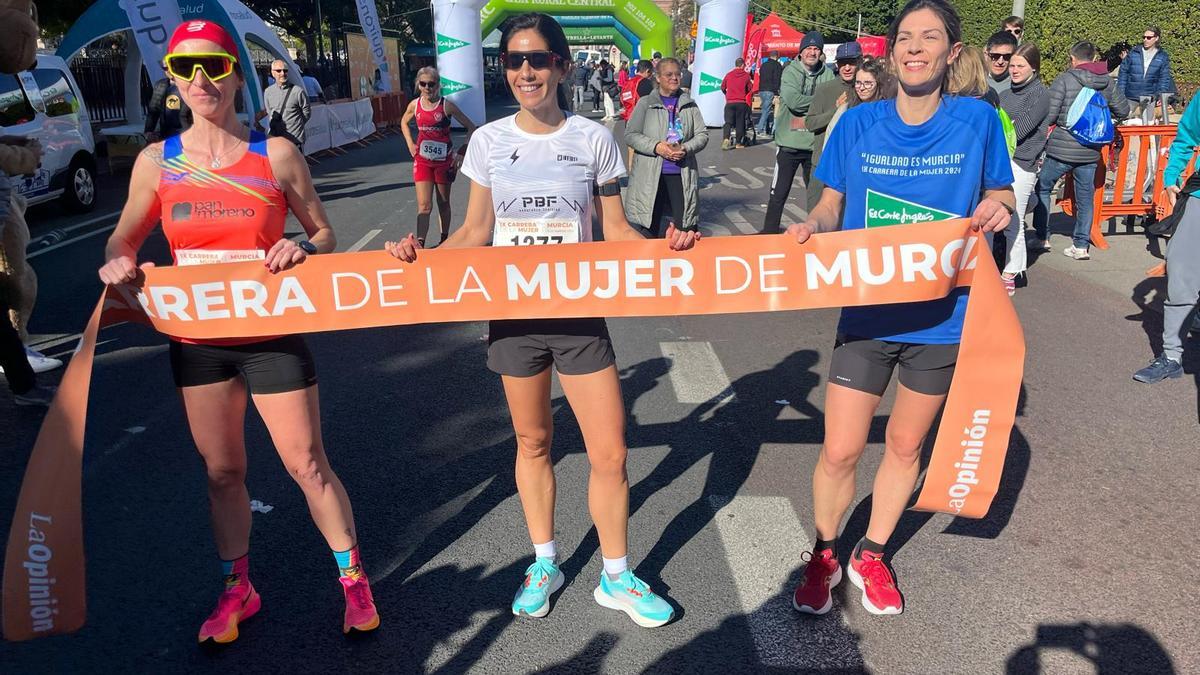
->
xmin=711 ymin=495 xmax=814 ymax=668
xmin=28 ymin=322 xmax=128 ymax=351
xmin=659 ymin=341 xmax=733 ymax=403
xmin=43 ymin=210 xmax=122 ymax=236
xmin=347 ymin=228 xmax=383 ymax=252
xmin=28 ymin=222 xmax=118 ymax=258
xmin=731 ymin=167 xmax=765 ymax=190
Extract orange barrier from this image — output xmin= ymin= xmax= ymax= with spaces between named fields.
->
xmin=1060 ymin=125 xmax=1178 ymax=249
xmin=369 ymin=92 xmax=408 ymax=132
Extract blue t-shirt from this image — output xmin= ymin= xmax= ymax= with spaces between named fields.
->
xmin=814 ymin=96 xmax=1014 ymax=344
xmin=661 ymin=96 xmax=683 ymax=175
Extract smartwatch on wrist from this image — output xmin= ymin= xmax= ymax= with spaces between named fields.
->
xmin=298 ymin=240 xmax=318 ymax=255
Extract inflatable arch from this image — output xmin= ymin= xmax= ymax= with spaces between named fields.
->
xmin=56 ymin=0 xmax=299 ymax=123
xmin=557 ymin=16 xmax=640 ymax=59
xmin=434 ymin=0 xmax=673 ymax=125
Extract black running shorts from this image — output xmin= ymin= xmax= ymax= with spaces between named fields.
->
xmin=487 ymin=318 xmax=616 ymax=377
xmin=169 ymin=335 xmax=318 ymax=394
xmin=827 ymin=335 xmax=959 ymax=397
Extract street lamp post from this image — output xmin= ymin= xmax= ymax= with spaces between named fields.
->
xmin=314 ymin=0 xmax=326 ymax=65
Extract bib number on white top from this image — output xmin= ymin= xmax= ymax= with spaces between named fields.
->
xmin=176 ymin=249 xmax=266 ymax=266
xmin=493 ymin=218 xmax=580 ymax=247
xmin=419 ymin=140 xmax=449 ymax=161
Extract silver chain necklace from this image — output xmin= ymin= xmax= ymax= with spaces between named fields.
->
xmin=206 ymin=141 xmax=245 ymax=169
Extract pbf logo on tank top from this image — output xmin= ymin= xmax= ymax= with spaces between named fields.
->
xmin=864 ymin=190 xmax=958 ymax=228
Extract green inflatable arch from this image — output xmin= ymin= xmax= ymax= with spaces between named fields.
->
xmin=563 ymin=27 xmax=635 ymax=59
xmin=480 ymin=0 xmax=672 ymax=58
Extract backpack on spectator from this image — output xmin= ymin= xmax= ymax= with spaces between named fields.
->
xmin=1065 ymin=86 xmax=1114 ymax=148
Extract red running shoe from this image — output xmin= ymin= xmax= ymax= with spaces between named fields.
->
xmin=848 ymin=550 xmax=903 ymax=615
xmin=198 ymin=581 xmax=261 ymax=643
xmin=792 ymin=549 xmax=842 ymax=615
xmin=340 ymin=575 xmax=381 ymax=634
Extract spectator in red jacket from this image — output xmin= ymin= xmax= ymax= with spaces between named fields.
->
xmin=722 ymin=58 xmax=753 ymax=149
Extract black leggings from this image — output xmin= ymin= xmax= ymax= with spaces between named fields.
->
xmin=647 ymin=173 xmax=686 ymax=237
xmin=723 ymin=102 xmax=751 ymax=144
xmin=0 ymin=294 xmax=33 ymax=394
xmin=762 ymin=147 xmax=814 ymax=234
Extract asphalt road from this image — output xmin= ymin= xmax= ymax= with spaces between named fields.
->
xmin=2 ymin=102 xmax=1198 ymax=674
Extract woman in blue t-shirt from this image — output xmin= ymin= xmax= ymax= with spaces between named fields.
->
xmin=788 ymin=0 xmax=1015 ymax=617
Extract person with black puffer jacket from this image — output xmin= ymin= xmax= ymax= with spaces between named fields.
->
xmin=1031 ymin=41 xmax=1129 ymax=260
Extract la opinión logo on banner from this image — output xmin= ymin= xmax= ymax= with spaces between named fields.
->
xmin=439 ymin=77 xmax=471 ymax=95
xmin=703 ymin=28 xmax=740 ymax=51
xmin=698 ymin=72 xmax=723 ymax=95
xmin=436 ymin=33 xmax=469 ymax=54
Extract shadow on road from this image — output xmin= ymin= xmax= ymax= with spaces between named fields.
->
xmin=1006 ymin=622 xmax=1176 ymax=674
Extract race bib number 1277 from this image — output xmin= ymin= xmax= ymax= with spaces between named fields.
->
xmin=493 ymin=218 xmax=580 ymax=247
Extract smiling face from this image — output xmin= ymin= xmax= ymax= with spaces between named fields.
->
xmin=656 ymin=61 xmax=681 ymax=95
xmin=505 ymin=28 xmax=567 ymax=114
xmin=891 ymin=7 xmax=960 ymax=97
xmin=800 ymin=46 xmax=822 ymax=67
xmin=854 ymin=71 xmax=877 ymax=101
xmin=1009 ymin=55 xmax=1033 ymax=85
xmin=169 ymin=38 xmax=242 ymax=121
xmin=986 ymin=45 xmax=1013 ymax=77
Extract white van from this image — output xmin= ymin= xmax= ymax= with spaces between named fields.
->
xmin=1 ymin=54 xmax=97 ymax=212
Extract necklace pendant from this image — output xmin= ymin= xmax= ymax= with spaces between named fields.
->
xmin=210 ymin=158 xmax=222 ymax=169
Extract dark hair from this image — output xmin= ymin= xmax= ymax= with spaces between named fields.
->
xmin=499 ymin=13 xmax=571 ymax=110
xmin=986 ymin=30 xmax=1018 ymax=50
xmin=734 ymin=57 xmax=744 ymax=67
xmin=1069 ymin=40 xmax=1097 ymax=62
xmin=850 ymin=57 xmax=896 ymax=108
xmin=1002 ymin=15 xmax=1024 ymax=29
xmin=887 ymin=0 xmax=962 ymax=55
xmin=636 ymin=59 xmax=653 ymax=73
xmin=499 ymin=12 xmax=571 ymax=61
xmin=652 ymin=52 xmax=662 ymax=59
xmin=1012 ymin=42 xmax=1041 ymax=73
xmin=1145 ymin=25 xmax=1161 ymax=38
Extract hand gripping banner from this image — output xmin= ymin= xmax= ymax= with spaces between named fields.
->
xmin=3 ymin=220 xmax=1023 ymax=640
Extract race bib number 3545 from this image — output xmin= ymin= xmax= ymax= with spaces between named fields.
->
xmin=493 ymin=218 xmax=581 ymax=247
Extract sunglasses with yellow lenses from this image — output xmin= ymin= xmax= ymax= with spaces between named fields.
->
xmin=164 ymin=52 xmax=238 ymax=82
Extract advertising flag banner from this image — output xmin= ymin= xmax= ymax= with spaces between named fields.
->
xmin=121 ymin=0 xmax=184 ymax=82
xmin=352 ymin=0 xmax=391 ymax=92
xmin=693 ymin=0 xmax=750 ymax=126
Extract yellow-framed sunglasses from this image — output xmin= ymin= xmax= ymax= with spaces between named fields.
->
xmin=163 ymin=52 xmax=239 ymax=82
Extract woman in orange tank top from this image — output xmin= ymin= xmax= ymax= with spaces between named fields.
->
xmin=98 ymin=21 xmax=379 ymax=643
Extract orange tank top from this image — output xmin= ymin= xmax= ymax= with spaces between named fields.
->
xmin=157 ymin=131 xmax=287 ymax=345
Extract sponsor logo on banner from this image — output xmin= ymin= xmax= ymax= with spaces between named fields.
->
xmin=699 ymin=72 xmax=723 ymax=95
xmin=436 ymin=33 xmax=469 ymax=54
xmin=121 ymin=0 xmax=184 ymax=82
xmin=439 ymin=76 xmax=472 ymax=95
xmin=703 ymin=27 xmax=741 ymax=51
xmin=865 ymin=190 xmax=959 ymax=227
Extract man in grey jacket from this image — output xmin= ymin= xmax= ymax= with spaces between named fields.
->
xmin=256 ymin=60 xmax=311 ymax=147
xmin=1031 ymin=42 xmax=1129 ymax=259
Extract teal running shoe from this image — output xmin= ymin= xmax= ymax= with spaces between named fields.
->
xmin=512 ymin=557 xmax=564 ymax=618
xmin=592 ymin=569 xmax=675 ymax=628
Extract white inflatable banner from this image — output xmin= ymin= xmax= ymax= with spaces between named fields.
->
xmin=327 ymin=101 xmax=362 ymax=147
xmin=353 ymin=0 xmax=391 ymax=93
xmin=303 ymin=105 xmax=332 ymax=154
xmin=692 ymin=0 xmax=749 ymax=127
xmin=432 ymin=0 xmax=488 ymax=127
xmin=121 ymin=0 xmax=183 ymax=82
xmin=355 ymin=97 xmax=377 ymax=137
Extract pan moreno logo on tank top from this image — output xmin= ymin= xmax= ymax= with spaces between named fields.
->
xmin=864 ymin=190 xmax=958 ymax=228
xmin=171 ymin=201 xmax=257 ymax=222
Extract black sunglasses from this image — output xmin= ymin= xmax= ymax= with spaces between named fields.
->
xmin=987 ymin=52 xmax=1013 ymax=61
xmin=417 ymin=80 xmax=437 ymax=88
xmin=501 ymin=51 xmax=563 ymax=71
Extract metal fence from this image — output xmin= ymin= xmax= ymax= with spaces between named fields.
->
xmin=67 ymin=55 xmax=153 ymax=124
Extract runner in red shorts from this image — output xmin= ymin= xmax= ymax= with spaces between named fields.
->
xmin=400 ymin=66 xmax=476 ymax=247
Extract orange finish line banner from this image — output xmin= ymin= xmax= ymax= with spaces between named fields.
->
xmin=4 ymin=219 xmax=1024 ymax=640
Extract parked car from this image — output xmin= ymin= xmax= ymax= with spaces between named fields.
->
xmin=0 ymin=53 xmax=97 ymax=212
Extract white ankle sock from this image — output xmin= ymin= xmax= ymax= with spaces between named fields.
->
xmin=533 ymin=540 xmax=557 ymax=561
xmin=602 ymin=555 xmax=628 ymax=578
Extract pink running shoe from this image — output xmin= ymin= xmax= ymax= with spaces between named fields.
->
xmin=848 ymin=550 xmax=903 ymax=615
xmin=198 ymin=582 xmax=261 ymax=643
xmin=341 ymin=575 xmax=381 ymax=633
xmin=792 ymin=549 xmax=842 ymax=615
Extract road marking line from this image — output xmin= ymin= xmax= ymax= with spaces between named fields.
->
xmin=28 ymin=322 xmax=127 ymax=351
xmin=731 ymin=167 xmax=765 ymax=189
xmin=659 ymin=341 xmax=733 ymax=403
xmin=347 ymin=228 xmax=383 ymax=252
xmin=28 ymin=222 xmax=118 ymax=258
xmin=40 ymin=210 xmax=122 ymax=237
xmin=723 ymin=205 xmax=760 ymax=235
xmin=713 ymin=495 xmax=857 ymax=669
